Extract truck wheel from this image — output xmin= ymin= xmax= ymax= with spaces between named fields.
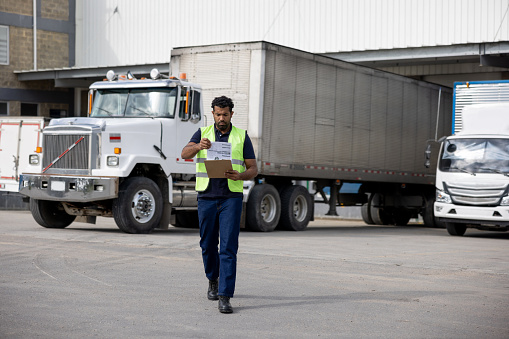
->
xmin=361 ymin=194 xmax=375 ymax=225
xmin=445 ymin=222 xmax=467 ymax=236
xmin=174 ymin=211 xmax=199 ymax=228
xmin=422 ymin=195 xmax=444 ymax=228
xmin=29 ymin=199 xmax=76 ymax=228
xmin=112 ymin=177 xmax=163 ymax=234
xmin=279 ymin=185 xmax=312 ymax=231
xmin=369 ymin=194 xmax=392 ymax=225
xmin=246 ymin=184 xmax=281 ymax=232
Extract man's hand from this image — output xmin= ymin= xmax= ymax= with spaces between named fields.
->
xmin=224 ymin=159 xmax=258 ymax=181
xmin=181 ymin=138 xmax=211 ymax=159
xmin=224 ymin=170 xmax=242 ymax=181
xmin=198 ymin=138 xmax=212 ymax=150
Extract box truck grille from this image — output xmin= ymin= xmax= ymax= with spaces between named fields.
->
xmin=43 ymin=134 xmax=90 ymax=170
xmin=446 ymin=182 xmax=507 ymax=206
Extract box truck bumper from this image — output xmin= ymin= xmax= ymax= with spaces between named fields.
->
xmin=434 ymin=202 xmax=509 ymax=226
xmin=19 ymin=174 xmax=118 ymax=202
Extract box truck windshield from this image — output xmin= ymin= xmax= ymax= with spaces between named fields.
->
xmin=439 ymin=138 xmax=509 ymax=175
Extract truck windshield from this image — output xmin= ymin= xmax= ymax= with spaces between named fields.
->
xmin=90 ymin=88 xmax=178 ymax=118
xmin=439 ymin=138 xmax=509 ymax=174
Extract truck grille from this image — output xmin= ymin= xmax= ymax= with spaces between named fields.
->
xmin=445 ymin=182 xmax=508 ymax=206
xmin=43 ymin=134 xmax=90 ymax=170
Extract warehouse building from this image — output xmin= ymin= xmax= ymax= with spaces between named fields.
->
xmin=1 ymin=0 xmax=509 ymax=208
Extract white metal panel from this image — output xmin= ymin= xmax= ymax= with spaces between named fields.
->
xmin=454 ymin=82 xmax=509 ymax=133
xmin=76 ymin=0 xmax=509 ymax=67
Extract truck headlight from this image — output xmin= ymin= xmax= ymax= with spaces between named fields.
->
xmin=107 ymin=156 xmax=119 ymax=166
xmin=501 ymin=196 xmax=509 ymax=206
xmin=29 ymin=154 xmax=39 ymax=165
xmin=436 ymin=190 xmax=452 ymax=204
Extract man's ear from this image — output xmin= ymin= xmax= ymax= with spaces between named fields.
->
xmin=230 ymin=111 xmax=234 ymax=118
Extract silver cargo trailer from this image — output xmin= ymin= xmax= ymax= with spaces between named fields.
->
xmin=171 ymin=42 xmax=453 ymax=231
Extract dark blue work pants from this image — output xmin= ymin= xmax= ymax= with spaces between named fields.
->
xmin=197 ymin=197 xmax=242 ymax=298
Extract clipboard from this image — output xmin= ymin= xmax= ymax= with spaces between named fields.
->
xmin=204 ymin=160 xmax=233 ymax=178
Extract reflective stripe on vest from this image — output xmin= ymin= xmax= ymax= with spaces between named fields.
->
xmin=195 ymin=125 xmax=246 ymax=192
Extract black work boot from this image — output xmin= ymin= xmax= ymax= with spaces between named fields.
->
xmin=207 ymin=279 xmax=218 ymax=300
xmin=218 ymin=296 xmax=233 ymax=313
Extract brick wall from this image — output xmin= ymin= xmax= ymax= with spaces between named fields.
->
xmin=0 ymin=0 xmax=33 ymax=16
xmin=41 ymin=0 xmax=69 ymax=21
xmin=0 ymin=1 xmax=72 ymax=117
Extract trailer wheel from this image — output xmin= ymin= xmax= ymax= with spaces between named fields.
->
xmin=174 ymin=211 xmax=199 ymax=228
xmin=278 ymin=185 xmax=312 ymax=231
xmin=369 ymin=194 xmax=392 ymax=225
xmin=246 ymin=184 xmax=281 ymax=232
xmin=445 ymin=222 xmax=467 ymax=236
xmin=112 ymin=177 xmax=163 ymax=234
xmin=361 ymin=194 xmax=375 ymax=225
xmin=30 ymin=199 xmax=76 ymax=228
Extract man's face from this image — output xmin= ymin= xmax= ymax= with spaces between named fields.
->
xmin=212 ymin=106 xmax=233 ymax=131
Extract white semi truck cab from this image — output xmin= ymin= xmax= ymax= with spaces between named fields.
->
xmin=19 ymin=69 xmax=204 ymax=233
xmin=434 ymin=103 xmax=509 ymax=235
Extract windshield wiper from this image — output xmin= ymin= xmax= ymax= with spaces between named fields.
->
xmin=479 ymin=167 xmax=509 ymax=177
xmin=94 ymin=107 xmax=113 ymax=116
xmin=450 ymin=166 xmax=476 ymax=176
xmin=129 ymin=105 xmax=153 ymax=117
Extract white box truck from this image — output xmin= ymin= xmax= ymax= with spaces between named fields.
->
xmin=433 ymin=81 xmax=509 ymax=236
xmin=19 ymin=42 xmax=453 ymax=233
xmin=0 ymin=117 xmax=45 ymax=209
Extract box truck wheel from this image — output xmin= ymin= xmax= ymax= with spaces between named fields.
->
xmin=29 ymin=198 xmax=76 ymax=228
xmin=246 ymin=184 xmax=281 ymax=232
xmin=278 ymin=185 xmax=313 ymax=231
xmin=445 ymin=222 xmax=467 ymax=236
xmin=112 ymin=177 xmax=163 ymax=234
xmin=422 ymin=195 xmax=444 ymax=228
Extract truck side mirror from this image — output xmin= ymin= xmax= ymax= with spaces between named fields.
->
xmin=424 ymin=143 xmax=432 ymax=168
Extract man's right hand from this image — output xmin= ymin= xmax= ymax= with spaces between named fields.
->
xmin=199 ymin=138 xmax=212 ymax=150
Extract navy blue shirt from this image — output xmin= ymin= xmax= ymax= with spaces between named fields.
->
xmin=190 ymin=124 xmax=256 ymax=199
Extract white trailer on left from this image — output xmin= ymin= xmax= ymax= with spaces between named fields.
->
xmin=0 ymin=117 xmax=45 ymax=193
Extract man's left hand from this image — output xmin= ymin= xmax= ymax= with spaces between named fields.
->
xmin=224 ymin=170 xmax=241 ymax=181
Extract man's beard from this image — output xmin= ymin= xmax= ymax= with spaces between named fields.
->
xmin=217 ymin=122 xmax=229 ymax=131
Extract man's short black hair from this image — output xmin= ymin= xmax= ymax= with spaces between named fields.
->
xmin=211 ymin=96 xmax=234 ymax=111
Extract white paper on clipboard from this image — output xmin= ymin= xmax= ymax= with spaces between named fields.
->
xmin=207 ymin=142 xmax=231 ymax=160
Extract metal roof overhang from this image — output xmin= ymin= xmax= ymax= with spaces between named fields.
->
xmin=322 ymin=42 xmax=509 ymax=68
xmin=14 ymin=63 xmax=170 ymax=88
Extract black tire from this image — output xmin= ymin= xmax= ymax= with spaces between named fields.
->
xmin=29 ymin=198 xmax=76 ymax=228
xmin=112 ymin=177 xmax=163 ymax=234
xmin=174 ymin=211 xmax=199 ymax=228
xmin=422 ymin=195 xmax=444 ymax=228
xmin=246 ymin=184 xmax=281 ymax=232
xmin=278 ymin=185 xmax=313 ymax=231
xmin=445 ymin=222 xmax=467 ymax=236
xmin=370 ymin=193 xmax=392 ymax=225
xmin=361 ymin=194 xmax=375 ymax=225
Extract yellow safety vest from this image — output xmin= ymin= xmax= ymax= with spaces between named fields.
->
xmin=195 ymin=125 xmax=246 ymax=192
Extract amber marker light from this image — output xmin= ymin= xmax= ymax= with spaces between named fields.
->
xmin=36 ymin=147 xmax=42 ymax=153
xmin=114 ymin=147 xmax=121 ymax=154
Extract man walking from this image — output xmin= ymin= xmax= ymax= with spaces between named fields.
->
xmin=181 ymin=96 xmax=258 ymax=313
